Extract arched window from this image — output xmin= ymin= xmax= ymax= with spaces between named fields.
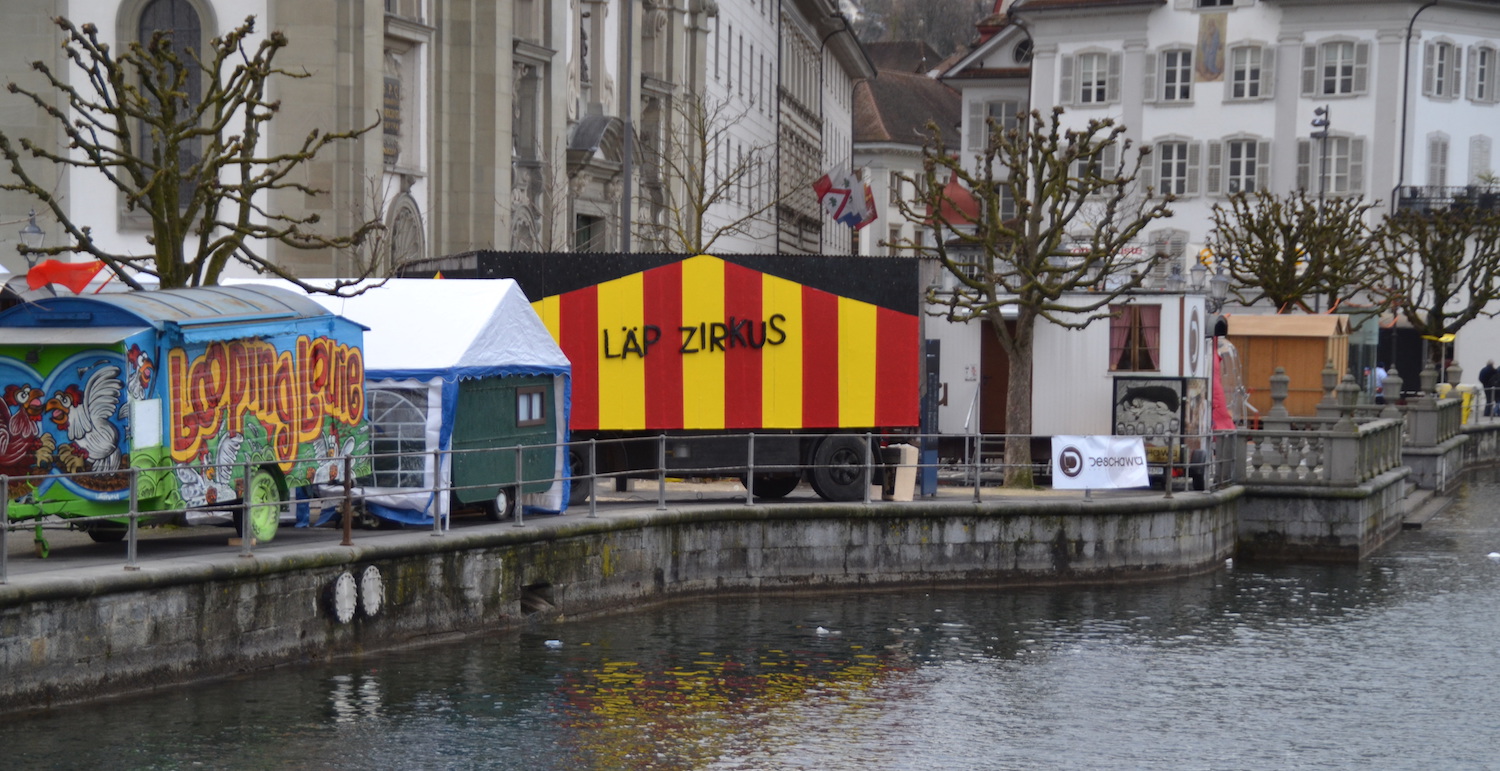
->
xmin=132 ymin=0 xmax=207 ymax=213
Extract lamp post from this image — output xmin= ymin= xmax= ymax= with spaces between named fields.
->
xmin=1191 ymin=261 xmax=1231 ymax=313
xmin=18 ymin=209 xmax=43 ymax=267
xmin=1311 ymin=105 xmax=1331 ymax=201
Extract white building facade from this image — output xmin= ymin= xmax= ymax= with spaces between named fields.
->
xmin=924 ymin=0 xmax=1500 ymax=437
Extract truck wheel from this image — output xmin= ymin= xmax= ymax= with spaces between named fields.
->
xmin=742 ymin=473 xmax=800 ymax=499
xmin=567 ymin=448 xmax=591 ymax=506
xmin=809 ymin=436 xmax=868 ymax=502
xmin=1189 ymin=449 xmax=1208 ymax=491
xmin=86 ymin=524 xmax=128 ymax=543
xmin=486 ymin=486 xmax=518 ymax=521
xmin=236 ymin=466 xmax=284 ymax=543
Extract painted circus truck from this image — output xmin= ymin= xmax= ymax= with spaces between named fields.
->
xmin=0 ymin=285 xmax=369 ymax=553
xmin=406 ymin=252 xmax=922 ymax=502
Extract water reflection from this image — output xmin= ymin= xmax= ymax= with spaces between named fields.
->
xmin=6 ymin=470 xmax=1500 ymax=769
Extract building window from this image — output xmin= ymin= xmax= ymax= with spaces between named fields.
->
xmin=575 ymin=214 xmax=605 ymax=252
xmin=1471 ymin=135 xmax=1493 ymax=183
xmin=1303 ymin=41 xmax=1369 ymax=97
xmin=1161 ymin=49 xmax=1193 ymax=101
xmin=1207 ymin=137 xmax=1269 ymax=195
xmin=1429 ymin=134 xmax=1450 ymax=187
xmin=1196 ymin=0 xmax=1235 ymax=6
xmin=1226 ymin=140 xmax=1259 ymax=193
xmin=366 ymin=387 xmax=429 ymax=488
xmin=1080 ymin=52 xmax=1110 ymax=104
xmin=1472 ymin=45 xmax=1497 ymax=103
xmin=137 ymin=0 xmax=204 ymax=209
xmin=1109 ymin=305 xmax=1161 ymax=372
xmin=1228 ymin=45 xmax=1269 ymax=100
xmin=1070 ymin=145 xmax=1119 ymax=190
xmin=1062 ymin=51 xmax=1120 ymax=106
xmin=517 ymin=387 xmax=546 ymax=427
xmin=1425 ymin=41 xmax=1461 ymax=99
xmin=1156 ymin=141 xmax=1199 ymax=196
xmin=1297 ymin=136 xmax=1365 ymax=195
xmin=968 ymin=100 xmax=1020 ymax=150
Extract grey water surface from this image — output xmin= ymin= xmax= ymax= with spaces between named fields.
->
xmin=9 ymin=471 xmax=1500 ymax=770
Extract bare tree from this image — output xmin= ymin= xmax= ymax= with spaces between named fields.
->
xmin=0 ymin=16 xmax=384 ymax=292
xmin=896 ymin=107 xmax=1173 ymax=486
xmin=1204 ymin=190 xmax=1382 ymax=313
xmin=633 ymin=93 xmax=786 ymax=254
xmin=1372 ymin=205 xmax=1500 ymax=366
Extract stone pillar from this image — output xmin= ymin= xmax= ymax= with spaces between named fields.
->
xmin=1266 ymin=367 xmax=1292 ymax=430
xmin=1316 ymin=359 xmax=1340 ymax=418
xmin=1381 ymin=368 xmax=1403 ymax=420
xmin=1334 ymin=374 xmax=1360 ymax=433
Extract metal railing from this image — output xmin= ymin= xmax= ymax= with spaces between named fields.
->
xmin=1 ymin=429 xmax=1238 ymax=582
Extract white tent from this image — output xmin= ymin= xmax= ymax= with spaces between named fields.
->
xmin=234 ymin=278 xmax=572 ymax=522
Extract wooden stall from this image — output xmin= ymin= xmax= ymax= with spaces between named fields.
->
xmin=1227 ymin=314 xmax=1350 ymax=417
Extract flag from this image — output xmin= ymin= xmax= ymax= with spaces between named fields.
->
xmin=855 ymin=181 xmax=878 ymax=231
xmin=813 ymin=168 xmax=877 ymax=230
xmin=26 ymin=259 xmax=107 ymax=294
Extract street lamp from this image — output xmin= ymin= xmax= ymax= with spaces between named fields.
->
xmin=18 ymin=209 xmax=44 ymax=267
xmin=1207 ymin=265 xmax=1230 ymax=313
xmin=1310 ymin=105 xmax=1331 ymax=200
xmin=1192 ymin=260 xmax=1231 ymax=312
xmin=1166 ymin=262 xmax=1186 ymax=292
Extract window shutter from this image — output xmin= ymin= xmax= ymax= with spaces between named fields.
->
xmin=1256 ymin=140 xmax=1271 ymax=190
xmin=1349 ymin=138 xmax=1366 ymax=193
xmin=1061 ymin=54 xmax=1076 ymax=106
xmin=1139 ymin=145 xmax=1155 ymax=190
xmin=1424 ymin=42 xmax=1436 ymax=96
xmin=1144 ymin=51 xmax=1159 ymax=103
xmin=1302 ymin=45 xmax=1317 ymax=96
xmin=968 ymin=100 xmax=985 ymax=150
xmin=1107 ymin=52 xmax=1123 ymax=103
xmin=1353 ymin=42 xmax=1370 ymax=94
xmin=1297 ymin=139 xmax=1312 ymax=191
xmin=1206 ymin=140 xmax=1224 ymax=194
xmin=1452 ymin=46 xmax=1463 ymax=98
xmin=1261 ymin=46 xmax=1276 ymax=98
xmin=1469 ymin=135 xmax=1491 ymax=182
xmin=1468 ymin=46 xmax=1479 ymax=100
xmin=1104 ymin=144 xmax=1119 ymax=178
xmin=1186 ymin=141 xmax=1202 ymax=196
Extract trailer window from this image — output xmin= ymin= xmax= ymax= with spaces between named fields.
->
xmin=367 ymin=387 xmax=429 ymax=487
xmin=517 ymin=387 xmax=546 ymax=427
xmin=1109 ymin=304 xmax=1160 ymax=371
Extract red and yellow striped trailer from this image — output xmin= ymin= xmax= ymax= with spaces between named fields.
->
xmin=430 ymin=251 xmax=922 ymax=502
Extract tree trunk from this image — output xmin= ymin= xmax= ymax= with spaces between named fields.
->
xmin=1001 ymin=322 xmax=1035 ymax=488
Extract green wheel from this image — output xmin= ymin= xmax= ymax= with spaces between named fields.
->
xmin=241 ymin=467 xmax=284 ymax=543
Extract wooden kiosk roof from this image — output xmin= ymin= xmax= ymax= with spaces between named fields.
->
xmin=1225 ymin=314 xmax=1350 ymax=338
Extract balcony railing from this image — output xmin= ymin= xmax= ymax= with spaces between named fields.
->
xmin=1394 ymin=185 xmax=1500 ymax=213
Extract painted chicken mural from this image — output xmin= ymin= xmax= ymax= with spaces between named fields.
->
xmin=45 ymin=365 xmax=124 ymax=473
xmin=0 ymin=383 xmax=52 ymax=478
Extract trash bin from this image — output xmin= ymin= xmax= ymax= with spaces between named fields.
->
xmin=880 ymin=444 xmax=918 ymax=502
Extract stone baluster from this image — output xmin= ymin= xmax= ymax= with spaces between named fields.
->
xmin=1334 ymin=374 xmax=1360 ymax=433
xmin=1316 ymin=360 xmax=1340 ymax=418
xmin=1420 ymin=362 xmax=1439 ymax=405
xmin=1380 ymin=368 xmax=1403 ymax=420
xmin=1266 ymin=367 xmax=1292 ymax=431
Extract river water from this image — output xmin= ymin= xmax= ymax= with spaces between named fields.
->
xmin=10 ymin=471 xmax=1500 ymax=770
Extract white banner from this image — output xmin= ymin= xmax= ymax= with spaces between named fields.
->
xmin=1051 ymin=435 xmax=1149 ymax=490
